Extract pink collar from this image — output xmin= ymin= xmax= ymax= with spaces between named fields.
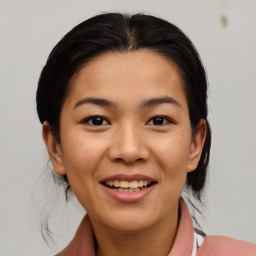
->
xmin=168 ymin=199 xmax=194 ymax=256
xmin=59 ymin=199 xmax=194 ymax=256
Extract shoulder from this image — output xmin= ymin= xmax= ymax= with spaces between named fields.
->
xmin=197 ymin=235 xmax=256 ymax=256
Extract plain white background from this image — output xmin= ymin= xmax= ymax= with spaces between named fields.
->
xmin=0 ymin=0 xmax=255 ymax=255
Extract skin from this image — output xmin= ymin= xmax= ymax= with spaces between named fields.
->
xmin=43 ymin=49 xmax=206 ymax=256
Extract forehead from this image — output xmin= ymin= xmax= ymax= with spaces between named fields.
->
xmin=65 ymin=49 xmax=187 ymax=108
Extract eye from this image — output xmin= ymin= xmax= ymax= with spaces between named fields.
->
xmin=83 ymin=116 xmax=110 ymax=126
xmin=147 ymin=116 xmax=172 ymax=126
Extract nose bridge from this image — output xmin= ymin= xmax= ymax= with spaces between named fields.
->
xmin=108 ymin=121 xmax=149 ymax=164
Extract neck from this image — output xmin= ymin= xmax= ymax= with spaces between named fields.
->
xmin=92 ymin=206 xmax=179 ymax=256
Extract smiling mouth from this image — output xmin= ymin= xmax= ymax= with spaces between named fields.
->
xmin=102 ymin=180 xmax=155 ymax=192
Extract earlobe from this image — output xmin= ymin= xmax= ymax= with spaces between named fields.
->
xmin=187 ymin=119 xmax=207 ymax=173
xmin=42 ymin=121 xmax=66 ymax=176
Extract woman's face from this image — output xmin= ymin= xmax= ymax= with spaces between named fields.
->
xmin=44 ymin=49 xmax=205 ymax=233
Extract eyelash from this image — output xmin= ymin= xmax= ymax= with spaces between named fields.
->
xmin=82 ymin=115 xmax=173 ymax=126
xmin=83 ymin=116 xmax=110 ymax=126
xmin=146 ymin=116 xmax=173 ymax=126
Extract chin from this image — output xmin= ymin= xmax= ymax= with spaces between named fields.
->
xmin=101 ymin=208 xmax=154 ymax=233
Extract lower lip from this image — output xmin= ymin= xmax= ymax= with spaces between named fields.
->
xmin=101 ymin=184 xmax=156 ymax=203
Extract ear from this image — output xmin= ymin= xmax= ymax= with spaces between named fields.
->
xmin=187 ymin=119 xmax=207 ymax=173
xmin=42 ymin=121 xmax=66 ymax=175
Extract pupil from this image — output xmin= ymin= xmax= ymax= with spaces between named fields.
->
xmin=92 ymin=117 xmax=103 ymax=125
xmin=153 ymin=117 xmax=163 ymax=125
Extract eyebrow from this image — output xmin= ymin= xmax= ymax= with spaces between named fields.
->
xmin=73 ymin=96 xmax=182 ymax=110
xmin=141 ymin=96 xmax=182 ymax=109
xmin=73 ymin=97 xmax=117 ymax=110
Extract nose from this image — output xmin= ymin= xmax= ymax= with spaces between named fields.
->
xmin=107 ymin=123 xmax=150 ymax=164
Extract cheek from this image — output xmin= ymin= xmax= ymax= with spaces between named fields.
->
xmin=60 ymin=133 xmax=109 ymax=209
xmin=60 ymin=131 xmax=108 ymax=180
xmin=152 ymin=132 xmax=192 ymax=178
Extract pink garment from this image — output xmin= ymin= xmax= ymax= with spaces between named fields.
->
xmin=169 ymin=200 xmax=256 ymax=255
xmin=197 ymin=236 xmax=256 ymax=256
xmin=57 ymin=199 xmax=256 ymax=256
xmin=168 ymin=200 xmax=194 ymax=255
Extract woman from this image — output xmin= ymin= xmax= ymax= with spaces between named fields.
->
xmin=36 ymin=13 xmax=256 ymax=256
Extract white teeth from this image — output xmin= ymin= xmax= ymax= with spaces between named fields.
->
xmin=120 ymin=181 xmax=129 ymax=188
xmin=119 ymin=188 xmax=140 ymax=192
xmin=143 ymin=181 xmax=148 ymax=186
xmin=129 ymin=180 xmax=139 ymax=188
xmin=138 ymin=180 xmax=144 ymax=187
xmin=105 ymin=180 xmax=151 ymax=188
xmin=114 ymin=180 xmax=120 ymax=187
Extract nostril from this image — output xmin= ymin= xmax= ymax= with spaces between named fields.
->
xmin=115 ymin=157 xmax=144 ymax=161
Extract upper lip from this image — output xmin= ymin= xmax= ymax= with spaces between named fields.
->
xmin=100 ymin=174 xmax=157 ymax=183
